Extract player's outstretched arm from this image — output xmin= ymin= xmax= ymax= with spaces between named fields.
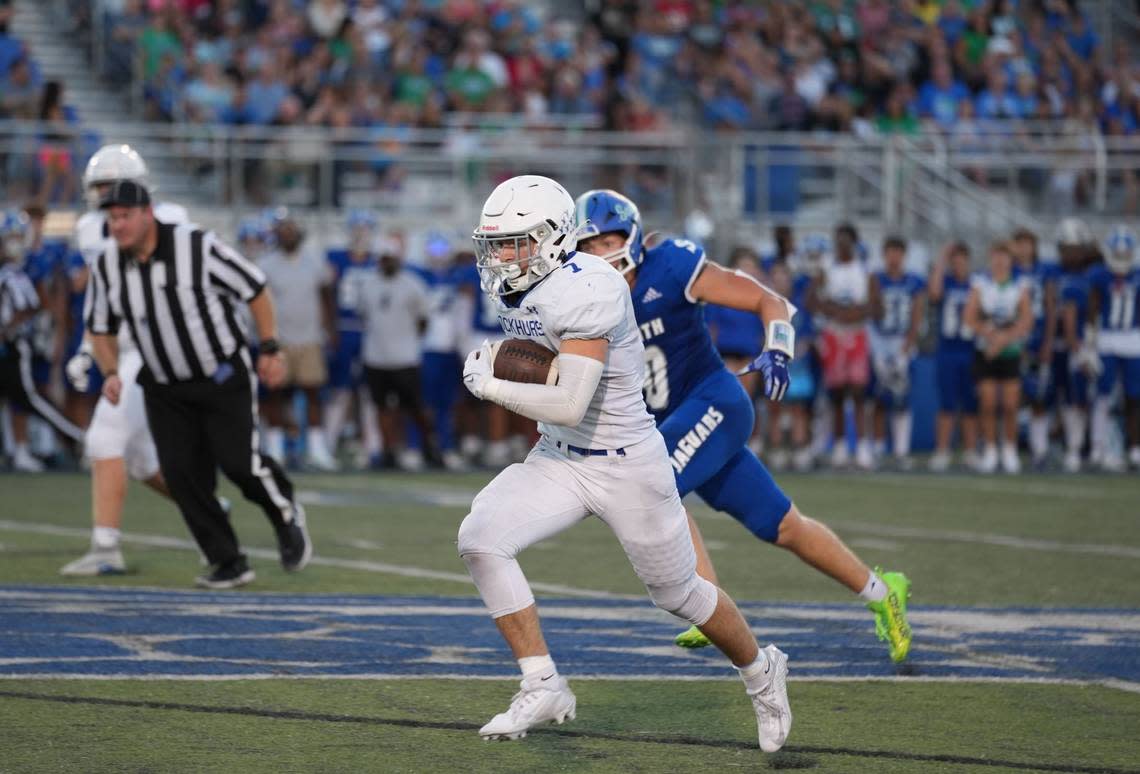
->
xmin=464 ymin=338 xmax=606 ymax=426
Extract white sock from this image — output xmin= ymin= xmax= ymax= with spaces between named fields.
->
xmin=1091 ymin=397 xmax=1112 ymax=459
xmin=360 ymin=387 xmax=382 ymax=455
xmin=1062 ymin=407 xmax=1086 ymax=454
xmin=1029 ymin=415 xmax=1049 ymax=460
xmin=92 ymin=526 xmax=120 ymax=550
xmin=519 ymin=654 xmax=557 ymax=684
xmin=858 ymin=571 xmax=887 ymax=602
xmin=891 ymin=411 xmax=912 ymax=457
xmin=736 ymin=649 xmax=772 ymax=693
xmin=306 ymin=427 xmax=327 ymax=455
xmin=323 ymin=389 xmax=351 ymax=450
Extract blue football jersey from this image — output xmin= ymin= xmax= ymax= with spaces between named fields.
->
xmin=1086 ymin=265 xmax=1140 ymax=332
xmin=1058 ymin=270 xmax=1090 ymax=342
xmin=1014 ymin=261 xmax=1060 ymax=348
xmin=937 ymin=274 xmax=974 ymax=354
xmin=328 ymin=249 xmax=379 ymax=333
xmin=630 ymin=237 xmax=726 ymax=420
xmin=872 ymin=271 xmax=926 ymax=337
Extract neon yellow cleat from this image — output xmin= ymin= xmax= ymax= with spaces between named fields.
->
xmin=674 ymin=624 xmax=711 ymax=649
xmin=867 ymin=568 xmax=912 ymax=663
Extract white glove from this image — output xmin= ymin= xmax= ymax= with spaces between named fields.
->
xmin=462 ymin=339 xmax=495 ymax=400
xmin=65 ymin=350 xmax=94 ymax=392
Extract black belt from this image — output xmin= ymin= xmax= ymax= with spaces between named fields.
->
xmin=554 ymin=440 xmax=626 ymax=457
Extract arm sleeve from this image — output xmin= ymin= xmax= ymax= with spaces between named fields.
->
xmin=482 ymin=352 xmax=603 ymax=426
xmin=83 ymin=256 xmax=119 ymax=335
xmin=553 ymin=270 xmax=627 ymax=341
xmin=204 ymin=232 xmax=266 ymax=301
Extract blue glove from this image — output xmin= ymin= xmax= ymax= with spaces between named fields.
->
xmin=741 ymin=350 xmax=791 ymax=401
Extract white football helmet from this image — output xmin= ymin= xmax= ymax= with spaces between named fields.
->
xmin=473 ymin=175 xmax=577 ymax=296
xmin=1104 ymin=225 xmax=1137 ymax=274
xmin=1055 ymin=217 xmax=1093 ymax=248
xmin=82 ymin=144 xmax=150 ymax=209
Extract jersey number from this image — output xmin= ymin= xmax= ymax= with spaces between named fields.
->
xmin=883 ymin=294 xmax=910 ymax=333
xmin=643 ymin=344 xmax=669 ymax=411
xmin=1108 ymin=289 xmax=1136 ymax=330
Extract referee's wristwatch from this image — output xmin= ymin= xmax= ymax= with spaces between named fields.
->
xmin=259 ymin=338 xmax=281 ymax=355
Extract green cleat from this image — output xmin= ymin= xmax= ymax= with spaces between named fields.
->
xmin=867 ymin=568 xmax=912 ymax=663
xmin=674 ymin=624 xmax=712 ymax=649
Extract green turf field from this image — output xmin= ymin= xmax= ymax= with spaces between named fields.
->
xmin=1 ymin=471 xmax=1139 ymax=773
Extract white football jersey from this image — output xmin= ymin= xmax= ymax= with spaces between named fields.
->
xmin=821 ymin=256 xmax=869 ymax=331
xmin=75 ymin=202 xmax=190 ymax=352
xmin=493 ymin=251 xmax=657 ymax=450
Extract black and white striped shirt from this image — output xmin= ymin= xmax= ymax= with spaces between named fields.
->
xmin=84 ymin=222 xmax=266 ymax=384
xmin=0 ymin=263 xmax=39 ymax=341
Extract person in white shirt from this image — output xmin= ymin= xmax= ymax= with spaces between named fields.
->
xmin=354 ymin=239 xmax=441 ymax=469
xmin=258 ymin=210 xmax=338 ymax=470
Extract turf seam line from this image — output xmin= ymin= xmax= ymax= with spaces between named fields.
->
xmin=0 ymin=690 xmax=1134 ymax=774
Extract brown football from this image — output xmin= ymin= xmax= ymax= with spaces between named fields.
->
xmin=492 ymin=339 xmax=559 ymax=385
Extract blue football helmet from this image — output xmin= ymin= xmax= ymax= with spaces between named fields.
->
xmin=1104 ymin=225 xmax=1137 ymax=274
xmin=574 ymin=189 xmax=643 ymax=275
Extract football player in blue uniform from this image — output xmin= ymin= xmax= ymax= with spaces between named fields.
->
xmin=575 ymin=189 xmax=912 ymax=662
xmin=1087 ymin=226 xmax=1140 ymax=470
xmin=868 ymin=236 xmax=927 ymax=469
xmin=324 ymin=209 xmax=382 ymax=467
xmin=1056 ymin=219 xmax=1100 ymax=472
xmin=1010 ymin=228 xmax=1060 ymax=469
xmin=928 ymin=241 xmax=979 ymax=471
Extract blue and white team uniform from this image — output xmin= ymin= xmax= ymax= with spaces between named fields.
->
xmin=633 ymin=237 xmax=791 ymax=542
xmin=935 ymin=274 xmax=978 ymax=414
xmin=411 ymin=261 xmax=463 ymax=452
xmin=22 ymin=239 xmax=66 ymax=388
xmin=326 ymin=247 xmax=378 ymax=389
xmin=869 ymin=271 xmax=926 ymax=407
xmin=1087 ymin=264 xmax=1140 ymax=399
xmin=1014 ymin=259 xmax=1061 ymax=404
xmin=1058 ymin=269 xmax=1094 ymax=406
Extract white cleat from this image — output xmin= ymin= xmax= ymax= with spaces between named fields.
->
xmin=305 ymin=447 xmax=340 ymax=472
xmin=1000 ymin=444 xmax=1021 ymax=475
xmin=441 ymin=449 xmax=469 ymax=472
xmin=978 ymin=445 xmax=999 ymax=474
xmin=855 ymin=440 xmax=876 ymax=471
xmin=396 ymin=448 xmax=425 ymax=472
xmin=768 ymin=449 xmax=789 ymax=471
xmin=12 ymin=447 xmax=45 ymax=473
xmin=1129 ymin=446 xmax=1140 ymax=470
xmin=60 ymin=548 xmax=126 ymax=576
xmin=829 ymin=444 xmax=850 ymax=469
xmin=749 ymin=644 xmax=792 ymax=753
xmin=928 ymin=451 xmax=951 ymax=473
xmin=1063 ymin=450 xmax=1082 ymax=474
xmin=479 ymin=676 xmax=577 ymax=741
xmin=1098 ymin=454 xmax=1126 ymax=473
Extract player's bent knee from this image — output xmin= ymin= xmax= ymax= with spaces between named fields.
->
xmin=456 ymin=510 xmax=518 ymax=560
xmin=646 ymin=573 xmax=718 ymax=626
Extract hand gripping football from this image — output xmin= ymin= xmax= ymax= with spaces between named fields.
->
xmin=491 ymin=339 xmax=559 ymax=385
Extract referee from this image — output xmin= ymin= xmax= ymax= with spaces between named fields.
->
xmin=83 ymin=180 xmax=311 ymax=588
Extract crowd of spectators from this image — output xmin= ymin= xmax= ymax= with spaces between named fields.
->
xmin=81 ymin=0 xmax=1138 ymax=140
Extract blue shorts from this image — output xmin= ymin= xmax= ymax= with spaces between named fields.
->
xmin=1098 ymin=354 xmax=1140 ymax=399
xmin=328 ymin=330 xmax=363 ymax=389
xmin=936 ymin=347 xmax=977 ymax=413
xmin=657 ymin=369 xmax=790 ymax=542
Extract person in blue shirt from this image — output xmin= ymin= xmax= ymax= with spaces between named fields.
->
xmin=575 ymin=189 xmax=912 ymax=663
xmin=325 ymin=209 xmax=382 ymax=467
xmin=916 ymin=59 xmax=970 ymax=128
xmin=1010 ymin=228 xmax=1060 ymax=469
xmin=927 ymin=241 xmax=979 ymax=471
xmin=868 ymin=236 xmax=927 ymax=469
xmin=1086 ymin=226 xmax=1140 ymax=470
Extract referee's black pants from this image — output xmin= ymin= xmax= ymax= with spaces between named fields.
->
xmin=140 ymin=350 xmax=298 ymax=567
xmin=0 ymin=339 xmax=85 ymax=443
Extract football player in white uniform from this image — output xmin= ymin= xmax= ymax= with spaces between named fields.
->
xmin=459 ymin=175 xmax=791 ymax=752
xmin=60 ymin=145 xmax=201 ymax=575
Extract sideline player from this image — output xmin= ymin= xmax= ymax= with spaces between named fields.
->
xmin=867 ymin=236 xmax=926 ymax=469
xmin=927 ymin=241 xmax=980 ymax=471
xmin=1010 ymin=229 xmax=1059 ymax=469
xmin=575 ymin=189 xmax=911 ymax=661
xmin=1087 ymin=226 xmax=1140 ymax=470
xmin=459 ymin=175 xmax=791 ymax=752
xmin=59 ymin=145 xmax=197 ymax=575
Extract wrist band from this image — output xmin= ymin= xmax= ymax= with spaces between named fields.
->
xmin=259 ymin=338 xmax=280 ymax=355
xmin=765 ymin=319 xmax=795 ymax=357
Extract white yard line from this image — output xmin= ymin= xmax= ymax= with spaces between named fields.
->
xmin=0 ymin=519 xmax=640 ymax=600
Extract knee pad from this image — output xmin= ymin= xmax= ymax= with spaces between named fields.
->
xmin=646 ymin=573 xmax=718 ymax=626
